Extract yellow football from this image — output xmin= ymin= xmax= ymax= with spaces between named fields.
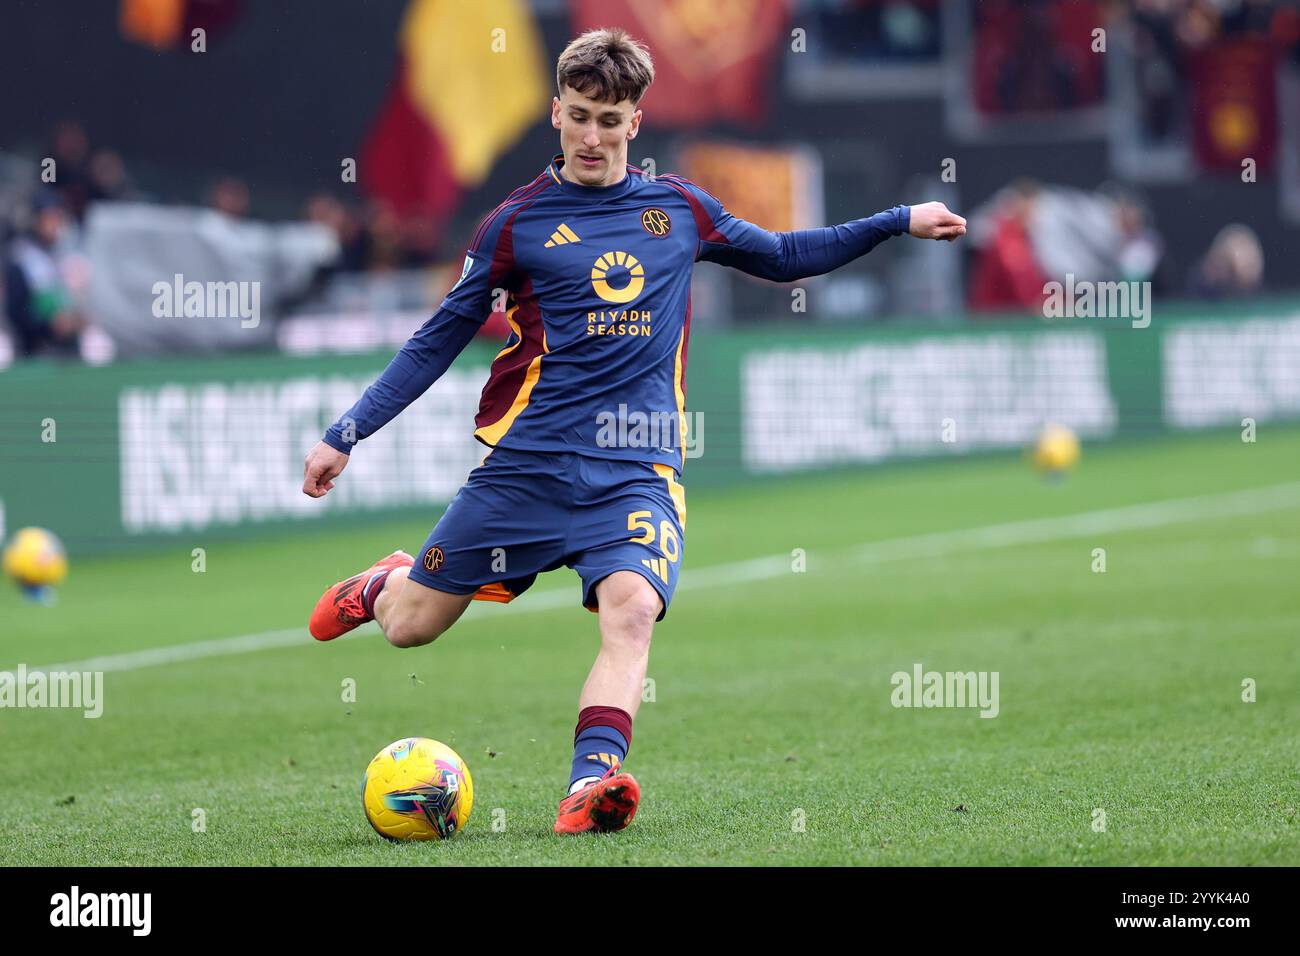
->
xmin=3 ymin=527 xmax=68 ymax=588
xmin=1032 ymin=424 xmax=1081 ymax=474
xmin=362 ymin=737 xmax=473 ymax=840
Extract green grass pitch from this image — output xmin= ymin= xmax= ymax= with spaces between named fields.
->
xmin=2 ymin=428 xmax=1298 ymax=866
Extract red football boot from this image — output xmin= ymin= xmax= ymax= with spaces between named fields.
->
xmin=309 ymin=550 xmax=413 ymax=641
xmin=554 ymin=765 xmax=640 ymax=835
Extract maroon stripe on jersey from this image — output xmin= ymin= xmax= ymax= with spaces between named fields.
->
xmin=659 ymin=176 xmax=728 ymax=246
xmin=470 ymin=171 xmax=549 ymax=249
xmin=485 ymin=208 xmax=519 ymax=291
xmin=472 ymin=187 xmax=549 ymax=324
xmin=474 ymin=276 xmax=544 ymax=432
xmin=468 ymin=171 xmax=552 ymax=253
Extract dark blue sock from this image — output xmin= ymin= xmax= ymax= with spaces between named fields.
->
xmin=568 ymin=705 xmax=632 ymax=791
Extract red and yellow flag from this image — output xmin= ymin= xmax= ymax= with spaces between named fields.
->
xmin=362 ymin=0 xmax=547 ymax=220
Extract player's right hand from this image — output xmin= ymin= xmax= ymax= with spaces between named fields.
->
xmin=908 ymin=201 xmax=967 ymax=241
xmin=303 ymin=441 xmax=350 ymax=498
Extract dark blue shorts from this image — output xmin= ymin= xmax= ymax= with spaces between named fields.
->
xmin=406 ymin=447 xmax=686 ymax=619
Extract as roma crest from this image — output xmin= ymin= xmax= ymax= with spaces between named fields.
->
xmin=423 ymin=546 xmax=445 ymax=572
xmin=641 ymin=208 xmax=671 ymax=237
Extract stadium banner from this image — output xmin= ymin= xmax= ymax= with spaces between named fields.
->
xmin=2 ymin=303 xmax=1298 ymax=555
xmin=740 ymin=329 xmax=1118 ymax=473
xmin=1161 ymin=315 xmax=1300 ymax=429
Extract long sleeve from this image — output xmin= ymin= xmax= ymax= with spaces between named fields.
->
xmin=322 ymin=306 xmax=482 ymax=453
xmin=665 ymin=175 xmax=909 ymax=283
xmin=322 ymin=197 xmax=522 ymax=454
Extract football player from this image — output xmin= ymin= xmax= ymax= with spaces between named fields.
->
xmin=305 ymin=27 xmax=965 ymax=835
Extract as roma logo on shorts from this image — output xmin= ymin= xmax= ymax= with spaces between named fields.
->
xmin=640 ymin=208 xmax=671 ymax=237
xmin=423 ymin=546 xmax=445 ymax=572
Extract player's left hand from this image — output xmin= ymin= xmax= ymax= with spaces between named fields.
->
xmin=908 ymin=201 xmax=967 ymax=242
xmin=303 ymin=441 xmax=349 ymax=498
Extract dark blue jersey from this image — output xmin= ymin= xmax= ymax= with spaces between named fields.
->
xmin=324 ymin=153 xmax=910 ymax=471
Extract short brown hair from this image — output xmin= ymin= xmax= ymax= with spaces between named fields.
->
xmin=556 ymin=28 xmax=655 ymax=105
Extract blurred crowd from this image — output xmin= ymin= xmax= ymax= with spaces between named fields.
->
xmin=2 ymin=0 xmax=1294 ymax=363
xmin=1127 ymin=0 xmax=1300 ymax=147
xmin=302 ymin=192 xmax=440 ymax=275
xmin=1130 ymin=0 xmax=1300 ymax=56
xmin=972 ymin=0 xmax=1106 ymax=113
xmin=967 ymin=178 xmax=1264 ymax=313
xmin=1 ymin=120 xmax=460 ymax=361
xmin=27 ymin=119 xmax=444 ymax=270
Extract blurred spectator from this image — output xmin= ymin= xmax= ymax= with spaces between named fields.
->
xmin=208 ymin=175 xmax=250 ymax=218
xmin=88 ymin=149 xmax=137 ymax=203
xmin=48 ymin=120 xmax=93 ymax=221
xmin=3 ymin=191 xmax=87 ymax=357
xmin=365 ymin=201 xmax=405 ymax=272
xmin=1102 ymin=184 xmax=1165 ymax=287
xmin=304 ymin=193 xmax=371 ymax=273
xmin=973 ymin=0 xmax=1103 ymax=114
xmin=1187 ymin=223 xmax=1264 ymax=299
xmin=968 ymin=180 xmax=1048 ymax=313
xmin=400 ymin=214 xmax=438 ymax=269
xmin=1129 ymin=1 xmax=1187 ymax=147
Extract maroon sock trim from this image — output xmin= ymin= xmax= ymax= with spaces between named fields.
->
xmin=575 ymin=705 xmax=633 ymax=748
xmin=360 ymin=568 xmax=394 ymax=619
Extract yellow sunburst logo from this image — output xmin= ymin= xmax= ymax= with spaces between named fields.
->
xmin=591 ymin=251 xmax=645 ymax=304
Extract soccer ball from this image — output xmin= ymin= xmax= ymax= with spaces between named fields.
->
xmin=1032 ymin=424 xmax=1081 ymax=475
xmin=362 ymin=737 xmax=474 ymax=840
xmin=3 ymin=527 xmax=68 ymax=589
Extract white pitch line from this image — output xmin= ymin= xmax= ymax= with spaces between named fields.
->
xmin=30 ymin=628 xmax=312 ymax=675
xmin=845 ymin=480 xmax=1300 ymax=564
xmin=24 ymin=480 xmax=1300 ymax=676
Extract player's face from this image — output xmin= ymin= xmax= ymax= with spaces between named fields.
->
xmin=552 ymin=86 xmax=641 ymax=187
